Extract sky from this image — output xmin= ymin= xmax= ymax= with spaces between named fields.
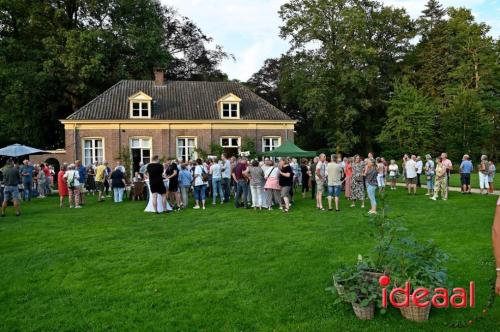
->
xmin=163 ymin=0 xmax=500 ymax=81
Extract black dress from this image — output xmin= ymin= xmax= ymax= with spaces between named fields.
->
xmin=300 ymin=165 xmax=309 ymax=192
xmin=166 ymin=162 xmax=179 ymax=192
xmin=147 ymin=163 xmax=166 ymax=194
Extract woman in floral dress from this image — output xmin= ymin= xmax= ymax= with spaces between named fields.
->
xmin=350 ymin=155 xmax=365 ymax=208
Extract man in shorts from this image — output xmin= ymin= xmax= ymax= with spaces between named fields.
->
xmin=405 ymin=155 xmax=418 ymax=195
xmin=326 ymin=156 xmax=343 ymax=212
xmin=95 ymin=161 xmax=108 ymax=202
xmin=1 ymin=159 xmax=21 ymax=217
xmin=315 ymin=153 xmax=327 ymax=210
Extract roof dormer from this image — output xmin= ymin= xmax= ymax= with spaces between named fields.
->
xmin=129 ymin=91 xmax=152 ymax=119
xmin=217 ymin=93 xmax=241 ymax=119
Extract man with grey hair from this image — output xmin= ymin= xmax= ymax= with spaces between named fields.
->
xmin=459 ymin=154 xmax=473 ymax=194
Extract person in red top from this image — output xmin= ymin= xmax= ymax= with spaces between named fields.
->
xmin=42 ymin=163 xmax=51 ymax=196
xmin=232 ymin=158 xmax=248 ymax=208
xmin=57 ymin=164 xmax=69 ymax=208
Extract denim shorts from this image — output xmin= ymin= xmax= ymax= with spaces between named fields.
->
xmin=194 ymin=185 xmax=207 ymax=201
xmin=327 ymin=185 xmax=342 ymax=197
xmin=4 ymin=186 xmax=20 ymax=202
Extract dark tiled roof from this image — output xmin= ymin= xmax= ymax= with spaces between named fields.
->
xmin=66 ymin=80 xmax=292 ymax=121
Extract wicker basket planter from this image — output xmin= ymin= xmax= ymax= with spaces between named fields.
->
xmin=352 ymin=301 xmax=375 ymax=320
xmin=333 ymin=278 xmax=348 ymax=301
xmin=395 ymin=293 xmax=431 ymax=322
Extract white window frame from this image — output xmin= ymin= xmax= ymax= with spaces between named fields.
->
xmin=176 ymin=137 xmax=197 ymax=162
xmin=262 ymin=136 xmax=281 ymax=153
xmin=220 ymin=102 xmax=240 ymax=119
xmin=130 ymin=100 xmax=151 ymax=118
xmin=82 ymin=137 xmax=105 ymax=166
xmin=220 ymin=136 xmax=241 ymax=148
xmin=129 ymin=137 xmax=152 ymax=165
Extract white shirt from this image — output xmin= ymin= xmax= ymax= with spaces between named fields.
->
xmin=315 ymin=161 xmax=326 ymax=181
xmin=211 ymin=163 xmax=222 ymax=179
xmin=222 ymin=160 xmax=231 ymax=178
xmin=194 ymin=165 xmax=206 ymax=186
xmin=63 ymin=170 xmax=80 ymax=187
xmin=388 ymin=164 xmax=398 ymax=176
xmin=405 ymin=159 xmax=417 ymax=178
xmin=416 ymin=160 xmax=423 ymax=174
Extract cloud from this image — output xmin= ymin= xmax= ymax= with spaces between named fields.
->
xmin=162 ymin=0 xmax=499 ymax=80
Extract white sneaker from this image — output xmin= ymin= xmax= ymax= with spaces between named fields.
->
xmin=203 ymin=206 xmax=206 ymax=210
xmin=430 ymin=196 xmax=437 ymax=200
xmin=193 ymin=206 xmax=200 ymax=209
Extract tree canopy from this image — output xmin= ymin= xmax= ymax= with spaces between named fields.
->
xmin=0 ymin=0 xmax=229 ymax=149
xmin=247 ymin=0 xmax=498 ymax=161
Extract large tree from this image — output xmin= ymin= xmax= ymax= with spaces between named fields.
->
xmin=377 ymin=80 xmax=438 ymax=158
xmin=278 ymin=0 xmax=415 ymax=154
xmin=0 ymin=0 xmax=229 ymax=149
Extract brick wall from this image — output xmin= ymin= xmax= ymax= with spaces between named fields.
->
xmin=60 ymin=127 xmax=295 ymax=167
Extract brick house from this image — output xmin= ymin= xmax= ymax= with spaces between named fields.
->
xmin=33 ymin=70 xmax=295 ymax=173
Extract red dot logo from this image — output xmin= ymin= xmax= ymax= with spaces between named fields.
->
xmin=379 ymin=275 xmax=390 ymax=287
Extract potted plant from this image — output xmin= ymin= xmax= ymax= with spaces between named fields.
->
xmin=386 ymin=237 xmax=450 ymax=322
xmin=331 ymin=265 xmax=358 ymax=302
xmin=329 ymin=258 xmax=382 ymax=319
xmin=343 ymin=269 xmax=380 ymax=320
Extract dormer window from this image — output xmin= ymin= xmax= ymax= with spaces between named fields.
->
xmin=132 ymin=102 xmax=149 ymax=117
xmin=222 ymin=103 xmax=238 ymax=118
xmin=128 ymin=91 xmax=152 ymax=119
xmin=217 ymin=93 xmax=241 ymax=119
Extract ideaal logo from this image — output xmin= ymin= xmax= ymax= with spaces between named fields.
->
xmin=379 ymin=276 xmax=475 ymax=308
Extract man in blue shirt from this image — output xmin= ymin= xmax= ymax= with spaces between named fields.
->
xmin=459 ymin=154 xmax=473 ymax=194
xmin=20 ymin=159 xmax=34 ymax=201
xmin=76 ymin=160 xmax=87 ymax=204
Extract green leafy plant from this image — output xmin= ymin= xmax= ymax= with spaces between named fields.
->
xmin=194 ymin=147 xmax=208 ymax=160
xmin=385 ymin=236 xmax=450 ymax=291
xmin=241 ymin=136 xmax=256 ymax=159
xmin=329 ymin=257 xmax=382 ymax=308
xmin=210 ymin=142 xmax=224 ymax=157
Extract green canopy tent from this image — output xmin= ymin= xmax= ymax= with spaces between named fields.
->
xmin=258 ymin=141 xmax=316 ymax=158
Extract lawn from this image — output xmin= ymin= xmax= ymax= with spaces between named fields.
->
xmin=0 ymin=189 xmax=498 ymax=331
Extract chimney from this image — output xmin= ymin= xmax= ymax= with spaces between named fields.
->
xmin=154 ymin=68 xmax=164 ymax=86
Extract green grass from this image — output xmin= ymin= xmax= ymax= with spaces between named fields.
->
xmin=0 ymin=190 xmax=498 ymax=331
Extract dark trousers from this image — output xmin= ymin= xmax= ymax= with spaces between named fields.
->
xmin=222 ymin=177 xmax=230 ymax=202
xmin=311 ymin=180 xmax=316 ymax=199
xmin=235 ymin=180 xmax=248 ymax=208
xmin=417 ymin=173 xmax=421 ymax=188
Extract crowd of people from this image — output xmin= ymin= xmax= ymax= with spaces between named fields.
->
xmin=0 ymin=151 xmax=496 ymax=217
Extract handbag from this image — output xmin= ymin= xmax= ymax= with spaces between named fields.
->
xmin=201 ymin=166 xmax=208 ymax=182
